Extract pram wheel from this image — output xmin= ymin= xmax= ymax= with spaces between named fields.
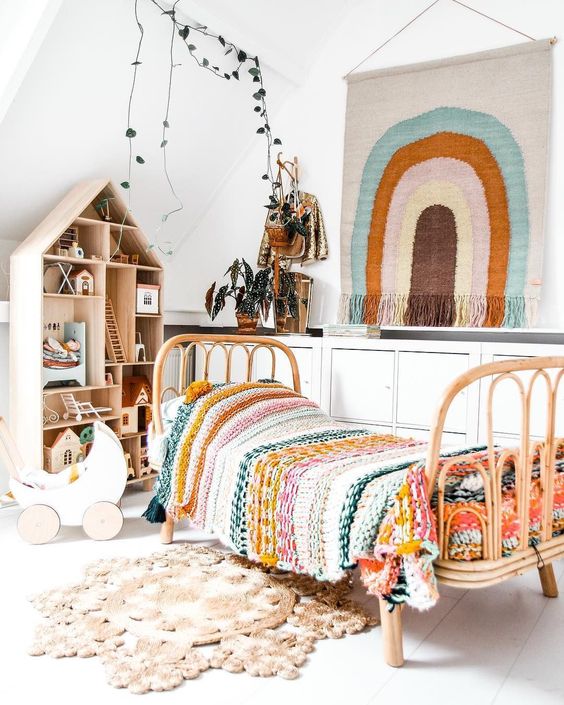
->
xmin=82 ymin=501 xmax=123 ymax=540
xmin=18 ymin=504 xmax=60 ymax=544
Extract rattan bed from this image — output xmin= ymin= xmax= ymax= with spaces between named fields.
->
xmin=151 ymin=334 xmax=564 ymax=667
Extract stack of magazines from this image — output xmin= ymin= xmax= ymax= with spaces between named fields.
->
xmin=322 ymin=324 xmax=381 ymax=338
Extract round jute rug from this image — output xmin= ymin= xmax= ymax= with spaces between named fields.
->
xmin=29 ymin=544 xmax=378 ymax=694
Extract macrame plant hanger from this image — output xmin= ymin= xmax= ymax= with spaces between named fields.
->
xmin=272 ymin=153 xmax=299 ymax=297
xmin=343 ymin=0 xmax=556 ymax=79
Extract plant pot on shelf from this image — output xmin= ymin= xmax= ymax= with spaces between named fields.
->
xmin=236 ymin=312 xmax=259 ymax=335
xmin=266 ymin=223 xmax=290 ymax=248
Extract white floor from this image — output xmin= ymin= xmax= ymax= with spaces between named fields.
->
xmin=1 ymin=490 xmax=563 ymax=705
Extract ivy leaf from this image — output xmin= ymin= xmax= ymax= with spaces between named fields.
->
xmin=135 ymin=155 xmax=145 ymax=164
xmin=258 ymin=88 xmax=266 ymax=96
xmin=218 ymin=35 xmax=226 ymax=47
xmin=232 ymin=70 xmax=239 ymax=80
xmin=213 ymin=66 xmax=219 ymax=71
xmin=188 ymin=44 xmax=196 ymax=51
xmin=225 ymin=47 xmax=232 ymax=55
xmin=160 ymin=139 xmax=168 ymax=148
xmin=120 ymin=181 xmax=130 ymax=189
xmin=162 ymin=9 xmax=175 ymax=15
xmin=273 ymin=138 xmax=282 ymax=145
xmin=131 ymin=60 xmax=142 ymax=66
xmin=237 ymin=50 xmax=247 ymax=62
xmin=179 ymin=25 xmax=190 ymax=39
xmin=125 ymin=128 xmax=136 ymax=138
xmin=254 ymin=106 xmax=261 ymax=112
xmin=202 ymin=57 xmax=209 ymax=67
xmin=262 ymin=174 xmax=269 ymax=180
xmin=163 ymin=120 xmax=169 ymax=128
xmin=224 ymin=73 xmax=231 ymax=80
xmin=257 ymin=127 xmax=265 ymax=134
xmin=253 ymin=92 xmax=262 ymax=100
xmin=248 ymin=67 xmax=260 ymax=76
xmin=253 ymin=75 xmax=260 ymax=83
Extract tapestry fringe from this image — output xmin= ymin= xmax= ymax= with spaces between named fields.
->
xmin=339 ymin=293 xmax=533 ymax=328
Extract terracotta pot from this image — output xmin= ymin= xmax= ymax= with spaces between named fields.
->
xmin=236 ymin=312 xmax=259 ymax=335
xmin=266 ymin=224 xmax=290 ymax=247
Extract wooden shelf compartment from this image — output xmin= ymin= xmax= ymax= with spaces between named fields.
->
xmin=46 ymin=220 xmax=110 ymax=261
xmin=43 ymin=383 xmax=120 ymax=396
xmin=42 ymin=385 xmax=122 ymax=422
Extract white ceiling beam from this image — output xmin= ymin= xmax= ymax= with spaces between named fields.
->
xmin=161 ymin=0 xmax=304 ymax=85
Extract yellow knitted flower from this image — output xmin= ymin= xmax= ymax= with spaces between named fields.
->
xmin=184 ymin=380 xmax=213 ymax=404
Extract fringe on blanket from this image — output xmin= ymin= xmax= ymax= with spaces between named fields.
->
xmin=338 ymin=293 xmax=538 ymax=329
xmin=142 ymin=496 xmax=167 ymax=524
xmin=359 ymin=465 xmax=439 ymax=610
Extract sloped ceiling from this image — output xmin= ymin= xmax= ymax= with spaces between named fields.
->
xmin=0 ymin=0 xmax=358 ymax=253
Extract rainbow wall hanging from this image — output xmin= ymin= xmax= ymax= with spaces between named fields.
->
xmin=339 ymin=41 xmax=552 ymax=328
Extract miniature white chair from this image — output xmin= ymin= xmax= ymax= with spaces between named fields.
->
xmin=61 ymin=393 xmax=112 ymax=422
xmin=135 ymin=332 xmax=146 ymax=362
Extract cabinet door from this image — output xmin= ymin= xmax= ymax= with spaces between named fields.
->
xmin=329 ymin=349 xmax=394 ymax=423
xmin=395 ymin=426 xmax=466 ymax=447
xmin=254 ymin=346 xmax=313 ymax=399
xmin=396 ymin=352 xmax=469 ymax=432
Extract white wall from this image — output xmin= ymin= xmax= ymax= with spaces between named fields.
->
xmin=166 ymin=0 xmax=564 ymax=330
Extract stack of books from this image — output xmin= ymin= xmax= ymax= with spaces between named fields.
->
xmin=322 ymin=324 xmax=381 ymax=338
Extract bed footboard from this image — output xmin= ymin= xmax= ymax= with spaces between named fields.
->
xmin=425 ymin=355 xmax=564 ymax=590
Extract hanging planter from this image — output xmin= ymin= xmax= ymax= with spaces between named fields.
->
xmin=266 ymin=223 xmax=290 ymax=248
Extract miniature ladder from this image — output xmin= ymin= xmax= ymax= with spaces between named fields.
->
xmin=105 ymin=297 xmax=126 ymax=363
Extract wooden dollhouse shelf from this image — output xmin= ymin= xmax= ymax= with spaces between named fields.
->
xmin=43 ymin=293 xmax=104 ymax=300
xmin=127 ymin=472 xmax=159 ymax=486
xmin=43 ymin=383 xmax=120 ymax=396
xmin=11 ymin=178 xmax=164 ymax=491
xmin=43 ymin=254 xmax=103 ymax=266
xmin=43 ymin=413 xmax=121 ymax=431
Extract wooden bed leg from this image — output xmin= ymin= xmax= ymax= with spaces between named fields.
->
xmin=538 ymin=563 xmax=559 ymax=598
xmin=160 ymin=513 xmax=175 ymax=544
xmin=379 ymin=600 xmax=404 ymax=667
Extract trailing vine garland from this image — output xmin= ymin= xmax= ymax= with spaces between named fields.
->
xmin=121 ymin=0 xmax=283 ymax=255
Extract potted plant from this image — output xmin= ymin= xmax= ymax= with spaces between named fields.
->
xmin=205 ymin=259 xmax=274 ymax=334
xmin=265 ymin=195 xmax=308 ymax=249
xmin=274 ymin=270 xmax=300 ymax=333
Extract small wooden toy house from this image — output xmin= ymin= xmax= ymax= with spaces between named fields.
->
xmin=72 ymin=269 xmax=94 ymax=296
xmin=136 ymin=283 xmax=160 ymax=314
xmin=121 ymin=406 xmax=138 ymax=435
xmin=44 ymin=427 xmax=82 ymax=473
xmin=122 ymin=376 xmax=152 ymax=407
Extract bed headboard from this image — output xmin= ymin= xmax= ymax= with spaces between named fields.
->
xmin=152 ymin=334 xmax=301 ymax=436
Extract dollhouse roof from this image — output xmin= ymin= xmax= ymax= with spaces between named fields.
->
xmin=122 ymin=376 xmax=152 ymax=407
xmin=11 ymin=179 xmax=162 ymax=268
xmin=52 ymin=427 xmax=81 ymax=449
xmin=73 ymin=269 xmax=94 ymax=279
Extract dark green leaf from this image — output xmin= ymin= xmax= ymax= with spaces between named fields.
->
xmin=232 ymin=70 xmax=239 ymax=80
xmin=254 ymin=106 xmax=261 ymax=112
xmin=237 ymin=50 xmax=247 ymax=62
xmin=188 ymin=44 xmax=196 ymax=51
xmin=162 ymin=9 xmax=175 ymax=15
xmin=212 ymin=66 xmax=219 ymax=71
xmin=160 ymin=140 xmax=168 ymax=148
xmin=227 ymin=259 xmax=240 ymax=288
xmin=258 ymin=88 xmax=266 ymax=96
xmin=242 ymin=259 xmax=254 ymax=289
xmin=120 ymin=181 xmax=130 ymax=189
xmin=257 ymin=127 xmax=265 ymax=134
xmin=135 ymin=155 xmax=145 ymax=164
xmin=131 ymin=61 xmax=142 ymax=66
xmin=225 ymin=47 xmax=232 ymax=55
xmin=179 ymin=25 xmax=190 ymax=39
xmin=211 ymin=284 xmax=229 ymax=320
xmin=273 ymin=138 xmax=282 ymax=145
xmin=125 ymin=128 xmax=136 ymax=138
xmin=202 ymin=57 xmax=209 ymax=67
xmin=218 ymin=35 xmax=226 ymax=46
xmin=253 ymin=75 xmax=260 ymax=83
xmin=248 ymin=67 xmax=260 ymax=76
xmin=163 ymin=120 xmax=169 ymax=128
xmin=262 ymin=174 xmax=269 ymax=180
xmin=253 ymin=92 xmax=262 ymax=100
xmin=224 ymin=73 xmax=231 ymax=80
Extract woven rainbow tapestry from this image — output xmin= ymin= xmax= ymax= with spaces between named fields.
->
xmin=339 ymin=41 xmax=552 ymax=328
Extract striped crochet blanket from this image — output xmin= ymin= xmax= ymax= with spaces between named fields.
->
xmin=145 ymin=381 xmax=564 ymax=610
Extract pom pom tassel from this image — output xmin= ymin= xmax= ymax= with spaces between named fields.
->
xmin=143 ymin=496 xmax=167 ymax=524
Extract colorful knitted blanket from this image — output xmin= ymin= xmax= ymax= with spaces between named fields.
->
xmin=145 ymin=381 xmax=564 ymax=610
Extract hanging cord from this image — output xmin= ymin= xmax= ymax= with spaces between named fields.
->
xmin=343 ymin=0 xmax=441 ymax=78
xmin=343 ymin=0 xmax=555 ymax=79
